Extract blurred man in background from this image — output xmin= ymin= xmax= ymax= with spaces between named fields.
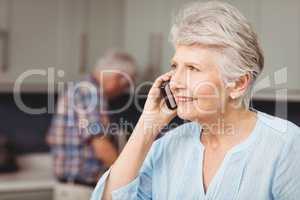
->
xmin=47 ymin=51 xmax=137 ymax=200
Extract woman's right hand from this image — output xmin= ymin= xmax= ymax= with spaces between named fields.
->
xmin=100 ymin=72 xmax=177 ymax=200
xmin=141 ymin=72 xmax=177 ymax=131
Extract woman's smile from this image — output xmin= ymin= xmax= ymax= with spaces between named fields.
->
xmin=175 ymin=95 xmax=198 ymax=103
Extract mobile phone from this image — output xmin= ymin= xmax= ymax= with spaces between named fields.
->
xmin=160 ymin=81 xmax=177 ymax=110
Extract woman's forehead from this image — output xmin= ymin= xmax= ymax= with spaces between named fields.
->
xmin=172 ymin=45 xmax=219 ymax=66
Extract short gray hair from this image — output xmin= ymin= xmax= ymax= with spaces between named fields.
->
xmin=95 ymin=50 xmax=137 ymax=76
xmin=169 ymin=1 xmax=264 ymax=109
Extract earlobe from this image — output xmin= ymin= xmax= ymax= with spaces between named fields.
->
xmin=228 ymin=74 xmax=250 ymax=99
xmin=230 ymin=89 xmax=247 ymax=99
xmin=226 ymin=82 xmax=236 ymax=88
xmin=225 ymin=81 xmax=237 ymax=99
xmin=230 ymin=92 xmax=239 ymax=99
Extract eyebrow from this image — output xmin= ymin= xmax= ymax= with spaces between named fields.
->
xmin=184 ymin=62 xmax=204 ymax=68
xmin=170 ymin=59 xmax=204 ymax=69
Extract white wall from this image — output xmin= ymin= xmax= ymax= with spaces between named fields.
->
xmin=258 ymin=0 xmax=300 ymax=91
xmin=123 ymin=0 xmax=300 ymax=99
xmin=0 ymin=0 xmax=299 ymax=97
xmin=87 ymin=0 xmax=124 ymax=70
xmin=0 ymin=0 xmax=124 ymax=88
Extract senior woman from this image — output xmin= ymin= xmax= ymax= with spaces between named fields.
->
xmin=91 ymin=1 xmax=300 ymax=200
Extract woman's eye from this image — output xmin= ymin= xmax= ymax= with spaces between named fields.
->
xmin=170 ymin=64 xmax=177 ymax=70
xmin=188 ymin=66 xmax=199 ymax=71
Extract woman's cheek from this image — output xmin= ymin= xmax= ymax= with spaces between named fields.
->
xmin=193 ymin=80 xmax=219 ymax=98
xmin=192 ymin=81 xmax=222 ymax=113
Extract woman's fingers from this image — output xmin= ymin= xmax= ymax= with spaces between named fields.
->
xmin=148 ymin=71 xmax=173 ymax=97
xmin=152 ymin=71 xmax=173 ymax=89
xmin=142 ymin=71 xmax=177 ymax=124
xmin=144 ymin=71 xmax=173 ymax=112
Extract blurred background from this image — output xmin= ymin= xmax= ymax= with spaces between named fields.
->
xmin=0 ymin=0 xmax=299 ymax=200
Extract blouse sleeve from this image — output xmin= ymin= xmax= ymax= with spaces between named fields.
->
xmin=90 ymin=142 xmax=155 ymax=200
xmin=272 ymin=125 xmax=300 ymax=199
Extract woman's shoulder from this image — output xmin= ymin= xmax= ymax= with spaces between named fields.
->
xmin=258 ymin=111 xmax=300 ymax=138
xmin=256 ymin=111 xmax=300 ymax=195
xmin=257 ymin=111 xmax=300 ymax=153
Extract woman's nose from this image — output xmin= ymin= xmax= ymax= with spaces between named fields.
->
xmin=170 ymin=71 xmax=186 ymax=91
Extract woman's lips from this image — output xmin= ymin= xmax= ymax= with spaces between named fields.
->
xmin=175 ymin=96 xmax=197 ymax=103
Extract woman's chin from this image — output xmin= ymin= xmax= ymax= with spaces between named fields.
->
xmin=176 ymin=108 xmax=197 ymax=121
xmin=176 ymin=106 xmax=214 ymax=121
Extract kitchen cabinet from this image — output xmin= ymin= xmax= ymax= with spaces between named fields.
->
xmin=0 ymin=154 xmax=54 ymax=200
xmin=0 ymin=0 xmax=81 ymax=84
xmin=0 ymin=0 xmax=124 ymax=92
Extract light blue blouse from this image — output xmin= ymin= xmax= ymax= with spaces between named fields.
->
xmin=91 ymin=111 xmax=300 ymax=200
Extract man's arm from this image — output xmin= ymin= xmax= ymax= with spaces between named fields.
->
xmin=91 ymin=136 xmax=119 ymax=168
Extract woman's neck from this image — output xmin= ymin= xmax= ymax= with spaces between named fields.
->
xmin=199 ymin=108 xmax=257 ymax=151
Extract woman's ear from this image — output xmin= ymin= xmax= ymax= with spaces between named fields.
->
xmin=229 ymin=73 xmax=251 ymax=99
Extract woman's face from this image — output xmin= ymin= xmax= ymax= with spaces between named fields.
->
xmin=170 ymin=44 xmax=229 ymax=121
